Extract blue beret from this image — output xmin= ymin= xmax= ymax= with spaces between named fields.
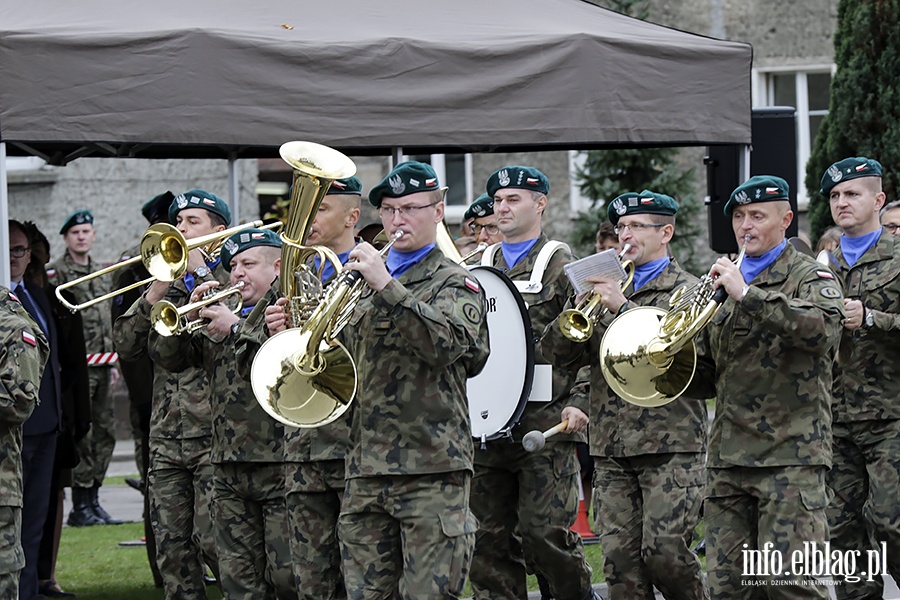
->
xmin=59 ymin=209 xmax=94 ymax=235
xmin=820 ymin=157 xmax=883 ymax=195
xmin=168 ymin=189 xmax=232 ymax=226
xmin=724 ymin=175 xmax=790 ymax=217
xmin=220 ymin=228 xmax=282 ymax=272
xmin=486 ymin=166 xmax=550 ymax=197
xmin=464 ymin=193 xmax=494 ymax=221
xmin=326 ymin=176 xmax=363 ymax=196
xmin=368 ymin=162 xmax=441 ymax=208
xmin=141 ymin=191 xmax=175 ymax=225
xmin=607 ymin=190 xmax=678 ymax=226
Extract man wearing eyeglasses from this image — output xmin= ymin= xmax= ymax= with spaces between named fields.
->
xmin=328 ymin=161 xmax=490 ymax=599
xmin=880 ymin=199 xmax=900 ymax=236
xmin=539 ymin=191 xmax=708 ymax=600
xmin=469 ymin=165 xmax=598 ymax=600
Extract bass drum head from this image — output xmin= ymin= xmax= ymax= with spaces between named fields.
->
xmin=466 ymin=266 xmax=535 ymax=441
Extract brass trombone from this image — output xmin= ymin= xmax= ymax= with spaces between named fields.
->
xmin=557 ymin=244 xmax=634 ymax=343
xmin=150 ymin=281 xmax=245 ymax=337
xmin=54 ymin=220 xmax=280 ymax=313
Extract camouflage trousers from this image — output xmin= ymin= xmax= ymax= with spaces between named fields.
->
xmin=705 ymin=466 xmax=831 ymax=600
xmin=827 ymin=419 xmax=900 ymax=600
xmin=470 ymin=441 xmax=593 ymax=600
xmin=338 ymin=471 xmax=477 ymax=600
xmin=592 ymin=453 xmax=707 ymax=600
xmin=72 ymin=367 xmax=116 ymax=488
xmin=0 ymin=506 xmax=22 ymax=600
xmin=284 ymin=458 xmax=345 ymax=600
xmin=148 ymin=436 xmax=217 ymax=600
xmin=212 ymin=462 xmax=294 ymax=600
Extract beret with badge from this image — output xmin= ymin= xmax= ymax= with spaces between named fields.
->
xmin=368 ymin=161 xmax=441 ymax=208
xmin=464 ymin=193 xmax=495 ymax=221
xmin=820 ymin=157 xmax=883 ymax=195
xmin=219 ymin=227 xmax=283 ymax=272
xmin=141 ymin=191 xmax=176 ymax=225
xmin=724 ymin=175 xmax=789 ymax=217
xmin=486 ymin=165 xmax=550 ymax=197
xmin=607 ymin=190 xmax=678 ymax=225
xmin=59 ymin=209 xmax=94 ymax=235
xmin=327 ymin=176 xmax=363 ymax=196
xmin=168 ymin=189 xmax=232 ymax=226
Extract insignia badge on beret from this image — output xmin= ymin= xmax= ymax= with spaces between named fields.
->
xmin=176 ymin=194 xmax=189 ymax=209
xmin=473 ymin=205 xmax=486 ymax=217
xmin=613 ymin=198 xmax=627 ymax=215
xmin=828 ymin=165 xmax=842 ymax=183
xmin=223 ymin=239 xmax=239 ymax=256
xmin=755 ymin=188 xmax=762 ymax=199
xmin=389 ymin=174 xmax=405 ymax=195
xmin=498 ymin=169 xmax=511 ymax=187
xmin=734 ymin=190 xmax=750 ymax=205
xmin=75 ymin=214 xmax=87 ymax=224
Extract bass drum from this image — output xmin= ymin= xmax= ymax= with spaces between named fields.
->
xmin=466 ymin=266 xmax=535 ymax=445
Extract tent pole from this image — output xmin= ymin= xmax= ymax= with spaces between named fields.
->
xmin=228 ymin=154 xmax=240 ymax=223
xmin=391 ymin=147 xmax=403 ymax=169
xmin=1 ymin=143 xmax=11 ymax=287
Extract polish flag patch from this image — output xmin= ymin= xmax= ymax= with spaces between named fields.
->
xmin=331 ymin=180 xmax=347 ymax=189
xmin=46 ymin=269 xmax=56 ymax=278
xmin=855 ymin=164 xmax=868 ymax=172
xmin=22 ymin=331 xmax=37 ymax=347
xmin=817 ymin=270 xmax=835 ymax=280
xmin=640 ymin=197 xmax=654 ymax=204
xmin=464 ymin=277 xmax=480 ymax=293
xmin=202 ymin=198 xmax=217 ymax=206
xmin=765 ymin=187 xmax=780 ymax=195
xmin=8 ymin=292 xmax=20 ymax=303
xmin=425 ymin=178 xmax=437 ymax=186
xmin=526 ymin=177 xmax=540 ymax=185
xmin=251 ymin=232 xmax=266 ymax=239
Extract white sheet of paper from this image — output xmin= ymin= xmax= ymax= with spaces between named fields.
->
xmin=563 ymin=249 xmax=628 ymax=296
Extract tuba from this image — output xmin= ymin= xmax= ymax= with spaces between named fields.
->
xmin=598 ymin=236 xmax=748 ymax=407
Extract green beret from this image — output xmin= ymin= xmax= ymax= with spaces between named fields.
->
xmin=464 ymin=193 xmax=494 ymax=221
xmin=168 ymin=189 xmax=232 ymax=226
xmin=368 ymin=162 xmax=441 ymax=208
xmin=141 ymin=191 xmax=175 ymax=224
xmin=220 ymin=228 xmax=282 ymax=272
xmin=607 ymin=190 xmax=678 ymax=225
xmin=724 ymin=175 xmax=789 ymax=217
xmin=486 ymin=166 xmax=550 ymax=197
xmin=820 ymin=157 xmax=883 ymax=195
xmin=59 ymin=209 xmax=94 ymax=235
xmin=326 ymin=176 xmax=363 ymax=196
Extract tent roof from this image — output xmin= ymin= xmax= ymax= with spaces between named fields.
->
xmin=0 ymin=0 xmax=752 ymax=163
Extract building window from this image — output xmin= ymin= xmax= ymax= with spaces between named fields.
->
xmin=403 ymin=153 xmax=473 ymax=223
xmin=754 ymin=66 xmax=834 ymax=209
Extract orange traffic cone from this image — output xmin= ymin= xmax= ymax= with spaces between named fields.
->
xmin=571 ymin=464 xmax=599 ymax=544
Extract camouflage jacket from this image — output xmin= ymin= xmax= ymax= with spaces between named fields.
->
xmin=482 ymin=234 xmax=586 ymax=445
xmin=47 ymin=252 xmax=114 ymax=358
xmin=234 ymin=283 xmax=353 ymax=464
xmin=830 ymin=229 xmax=900 ymax=421
xmin=0 ymin=286 xmax=48 ymax=506
xmin=341 ymin=247 xmax=490 ymax=478
xmin=113 ymin=266 xmax=227 ymax=440
xmin=699 ymin=243 xmax=843 ymax=469
xmin=540 ymin=260 xmax=708 ymax=457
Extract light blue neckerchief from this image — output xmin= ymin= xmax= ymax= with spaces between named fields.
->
xmin=501 ymin=238 xmax=540 ymax=269
xmin=632 ymin=257 xmax=670 ymax=291
xmin=386 ymin=244 xmax=435 ymax=278
xmin=740 ymin=239 xmax=787 ymax=283
xmin=314 ymin=248 xmax=352 ymax=283
xmin=840 ymin=228 xmax=882 ymax=268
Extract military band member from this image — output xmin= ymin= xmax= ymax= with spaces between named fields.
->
xmin=114 ymin=190 xmax=230 ymax=599
xmin=331 ymin=162 xmax=489 ymax=599
xmin=307 ymin=175 xmax=363 ymax=282
xmin=0 ymin=285 xmax=48 ymax=600
xmin=470 ymin=166 xmax=596 ymax=600
xmin=466 ymin=193 xmax=504 ymax=247
xmin=698 ymin=176 xmax=843 ymax=599
xmin=880 ymin=199 xmax=900 ymax=236
xmin=46 ymin=210 xmax=121 ymax=526
xmin=540 ymin=191 xmax=707 ymax=600
xmin=820 ymin=157 xmax=900 ymax=598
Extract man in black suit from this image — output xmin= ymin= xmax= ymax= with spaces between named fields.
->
xmin=9 ymin=220 xmax=64 ymax=600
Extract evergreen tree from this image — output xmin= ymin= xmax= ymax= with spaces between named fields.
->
xmin=806 ymin=0 xmax=900 ymax=242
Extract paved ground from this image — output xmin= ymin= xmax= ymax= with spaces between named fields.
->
xmin=78 ymin=441 xmax=899 ymax=600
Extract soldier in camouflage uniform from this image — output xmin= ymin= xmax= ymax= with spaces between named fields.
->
xmin=332 ymin=162 xmax=489 ymax=599
xmin=0 ymin=285 xmax=48 ymax=600
xmin=698 ymin=176 xmax=843 ymax=599
xmin=820 ymin=157 xmax=900 ymax=598
xmin=539 ymin=191 xmax=708 ymax=600
xmin=150 ymin=227 xmax=294 ymax=600
xmin=114 ymin=190 xmax=231 ymax=599
xmin=470 ymin=166 xmax=597 ymax=600
xmin=46 ymin=209 xmax=121 ymax=526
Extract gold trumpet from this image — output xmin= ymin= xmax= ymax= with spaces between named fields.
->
xmin=54 ymin=220 xmax=280 ymax=313
xmin=557 ymin=244 xmax=634 ymax=343
xmin=251 ymin=230 xmax=404 ymax=428
xmin=598 ymin=236 xmax=749 ymax=407
xmin=149 ymin=281 xmax=245 ymax=337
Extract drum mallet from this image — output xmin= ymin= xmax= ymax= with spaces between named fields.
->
xmin=522 ymin=420 xmax=569 ymax=453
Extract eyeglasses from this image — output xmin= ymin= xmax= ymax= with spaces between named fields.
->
xmin=378 ymin=200 xmax=441 ymax=218
xmin=10 ymin=246 xmax=30 ymax=258
xmin=614 ymin=223 xmax=665 ymax=235
xmin=884 ymin=223 xmax=900 ymax=232
xmin=469 ymin=223 xmax=500 ymax=236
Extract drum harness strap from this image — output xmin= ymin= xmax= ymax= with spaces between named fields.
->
xmin=480 ymin=240 xmax=570 ymax=297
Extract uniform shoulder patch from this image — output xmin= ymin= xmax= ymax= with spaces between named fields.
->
xmin=816 ymin=270 xmax=835 ymax=280
xmin=22 ymin=331 xmax=37 ymax=346
xmin=464 ymin=277 xmax=480 ymax=293
xmin=46 ymin=268 xmax=57 ymax=278
xmin=8 ymin=291 xmax=20 ymax=303
xmin=820 ymin=286 xmax=841 ymax=299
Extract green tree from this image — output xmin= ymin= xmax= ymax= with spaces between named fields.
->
xmin=806 ymin=0 xmax=900 ymax=241
xmin=572 ymin=148 xmax=702 ymax=273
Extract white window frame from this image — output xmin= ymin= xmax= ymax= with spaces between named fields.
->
xmin=752 ymin=64 xmax=836 ymax=210
xmin=399 ymin=152 xmax=473 ymax=224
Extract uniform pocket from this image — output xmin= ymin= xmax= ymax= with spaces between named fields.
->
xmin=440 ymin=509 xmax=478 ymax=595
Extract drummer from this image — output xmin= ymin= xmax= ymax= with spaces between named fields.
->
xmin=469 ymin=166 xmax=597 ymax=600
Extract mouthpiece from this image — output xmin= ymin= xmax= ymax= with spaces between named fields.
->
xmin=522 ymin=430 xmax=546 ymax=453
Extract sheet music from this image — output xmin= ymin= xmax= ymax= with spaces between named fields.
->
xmin=563 ymin=249 xmax=627 ymax=296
